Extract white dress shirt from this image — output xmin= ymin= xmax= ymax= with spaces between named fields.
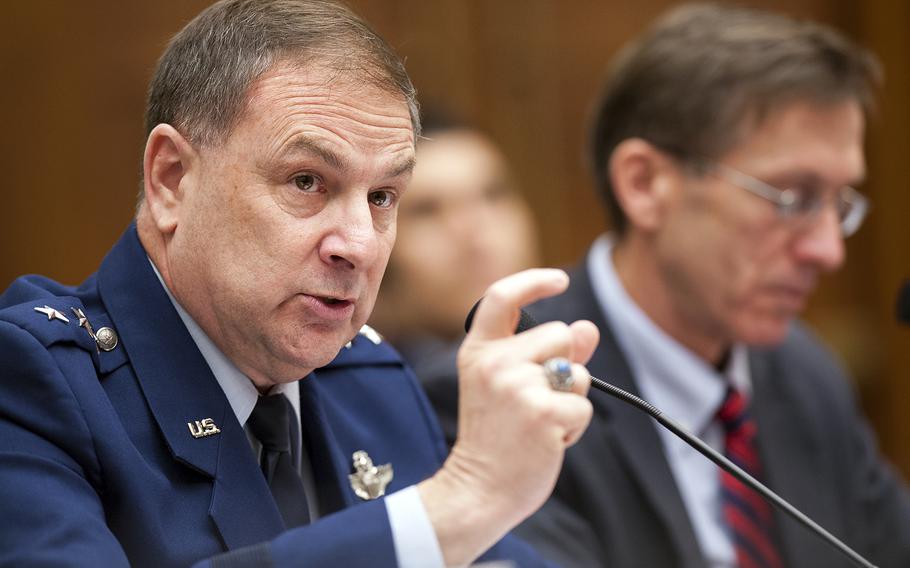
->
xmin=150 ymin=260 xmax=444 ymax=568
xmin=587 ymin=234 xmax=751 ymax=568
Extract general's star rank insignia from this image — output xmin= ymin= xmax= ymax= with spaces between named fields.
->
xmin=34 ymin=305 xmax=70 ymax=324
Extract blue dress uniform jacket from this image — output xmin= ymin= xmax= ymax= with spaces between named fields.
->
xmin=0 ymin=225 xmax=547 ymax=568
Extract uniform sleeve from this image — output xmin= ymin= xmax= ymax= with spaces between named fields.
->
xmin=0 ymin=320 xmax=131 ymax=566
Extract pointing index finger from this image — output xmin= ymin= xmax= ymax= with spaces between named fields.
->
xmin=467 ymin=269 xmax=569 ymax=342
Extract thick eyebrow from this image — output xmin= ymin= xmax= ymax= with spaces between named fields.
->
xmin=388 ymin=156 xmax=417 ymax=179
xmin=282 ymin=135 xmax=416 ymax=180
xmin=284 ymin=136 xmax=345 ymax=171
xmin=776 ymin=170 xmax=866 ymax=190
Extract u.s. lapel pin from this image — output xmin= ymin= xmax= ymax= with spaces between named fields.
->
xmin=34 ymin=305 xmax=69 ymax=324
xmin=349 ymin=450 xmax=393 ymax=500
xmin=187 ymin=418 xmax=221 ymax=439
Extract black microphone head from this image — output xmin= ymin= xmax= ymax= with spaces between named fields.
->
xmin=897 ymin=280 xmax=910 ymax=324
xmin=515 ymin=309 xmax=540 ymax=333
xmin=464 ymin=298 xmax=540 ymax=334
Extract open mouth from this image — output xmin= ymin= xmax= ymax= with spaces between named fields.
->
xmin=299 ymin=293 xmax=356 ymax=321
xmin=315 ymin=295 xmax=352 ymax=307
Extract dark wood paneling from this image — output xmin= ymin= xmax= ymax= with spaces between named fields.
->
xmin=853 ymin=1 xmax=910 ymax=472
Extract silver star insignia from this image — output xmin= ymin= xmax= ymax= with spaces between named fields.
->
xmin=34 ymin=305 xmax=70 ymax=324
xmin=348 ymin=450 xmax=393 ymax=500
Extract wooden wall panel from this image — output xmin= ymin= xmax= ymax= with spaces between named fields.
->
xmin=1 ymin=0 xmax=906 ymax=474
xmin=0 ymin=2 xmax=210 ymax=286
xmin=853 ymin=1 xmax=910 ymax=472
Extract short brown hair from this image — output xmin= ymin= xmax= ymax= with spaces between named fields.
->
xmin=589 ymin=3 xmax=881 ymax=234
xmin=145 ymin=0 xmax=420 ymax=148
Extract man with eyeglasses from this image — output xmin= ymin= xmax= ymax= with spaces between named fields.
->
xmin=507 ymin=5 xmax=910 ymax=568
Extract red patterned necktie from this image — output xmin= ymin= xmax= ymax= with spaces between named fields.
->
xmin=717 ymin=387 xmax=784 ymax=568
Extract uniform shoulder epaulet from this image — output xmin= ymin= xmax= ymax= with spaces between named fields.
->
xmin=0 ymin=298 xmax=97 ymax=353
xmin=326 ymin=324 xmax=403 ymax=368
xmin=0 ymin=296 xmax=129 ymax=377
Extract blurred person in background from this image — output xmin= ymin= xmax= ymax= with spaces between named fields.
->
xmin=499 ymin=4 xmax=910 ymax=568
xmin=372 ymin=112 xmax=540 ymax=441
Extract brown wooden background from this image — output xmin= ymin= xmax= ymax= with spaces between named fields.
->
xmin=1 ymin=1 xmax=907 ymax=475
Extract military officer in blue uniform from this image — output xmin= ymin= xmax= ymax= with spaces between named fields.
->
xmin=0 ymin=1 xmax=599 ymax=566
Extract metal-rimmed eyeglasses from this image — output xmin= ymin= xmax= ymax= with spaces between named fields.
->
xmin=704 ymin=162 xmax=869 ymax=237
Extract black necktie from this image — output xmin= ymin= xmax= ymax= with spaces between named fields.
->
xmin=247 ymin=394 xmax=311 ymax=528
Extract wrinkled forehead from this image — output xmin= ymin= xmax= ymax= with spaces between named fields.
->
xmin=207 ymin=59 xmax=415 ymax=183
xmin=240 ymin=58 xmax=416 ymax=143
xmin=721 ymin=97 xmax=866 ymax=182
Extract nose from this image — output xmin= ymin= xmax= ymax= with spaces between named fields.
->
xmin=318 ymin=198 xmax=380 ymax=271
xmin=792 ymin=205 xmax=845 ymax=272
xmin=444 ymin=200 xmax=481 ymax=240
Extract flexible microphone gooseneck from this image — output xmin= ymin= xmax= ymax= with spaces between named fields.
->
xmin=464 ymin=301 xmax=877 ymax=568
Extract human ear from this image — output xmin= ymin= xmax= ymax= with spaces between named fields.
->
xmin=608 ymin=138 xmax=677 ymax=233
xmin=141 ymin=124 xmax=197 ymax=235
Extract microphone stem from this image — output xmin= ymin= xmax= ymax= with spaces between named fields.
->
xmin=588 ymin=376 xmax=877 ymax=568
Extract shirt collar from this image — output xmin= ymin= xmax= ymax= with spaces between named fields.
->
xmin=586 ymin=234 xmax=750 ymax=435
xmin=148 ymin=258 xmax=300 ymax=426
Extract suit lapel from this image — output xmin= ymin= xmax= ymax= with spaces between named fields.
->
xmin=563 ymin=264 xmax=708 ymax=568
xmin=97 ymin=225 xmax=284 ymax=549
xmin=299 ymin=374 xmax=353 ymax=514
xmin=750 ymin=348 xmax=841 ymax=567
xmin=207 ymin=414 xmax=286 ymax=548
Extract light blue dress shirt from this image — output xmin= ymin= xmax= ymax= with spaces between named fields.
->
xmin=150 ymin=260 xmax=444 ymax=568
xmin=587 ymin=234 xmax=752 ymax=568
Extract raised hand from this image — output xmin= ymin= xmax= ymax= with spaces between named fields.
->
xmin=419 ymin=268 xmax=599 ymax=566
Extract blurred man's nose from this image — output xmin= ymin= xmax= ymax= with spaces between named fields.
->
xmin=793 ymin=205 xmax=846 ymax=272
xmin=442 ymin=198 xmax=484 ymax=239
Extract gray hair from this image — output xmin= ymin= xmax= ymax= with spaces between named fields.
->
xmin=590 ymin=3 xmax=881 ymax=234
xmin=145 ymin=0 xmax=420 ymax=149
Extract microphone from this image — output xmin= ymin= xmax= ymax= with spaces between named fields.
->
xmin=465 ymin=299 xmax=877 ymax=568
xmin=463 ymin=299 xmax=538 ymax=335
xmin=897 ymin=280 xmax=910 ymax=324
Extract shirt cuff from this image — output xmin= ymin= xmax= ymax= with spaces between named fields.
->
xmin=385 ymin=485 xmax=446 ymax=568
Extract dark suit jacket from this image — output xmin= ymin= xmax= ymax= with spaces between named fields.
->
xmin=0 ymin=226 xmax=547 ymax=567
xmin=506 ymin=261 xmax=910 ymax=568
